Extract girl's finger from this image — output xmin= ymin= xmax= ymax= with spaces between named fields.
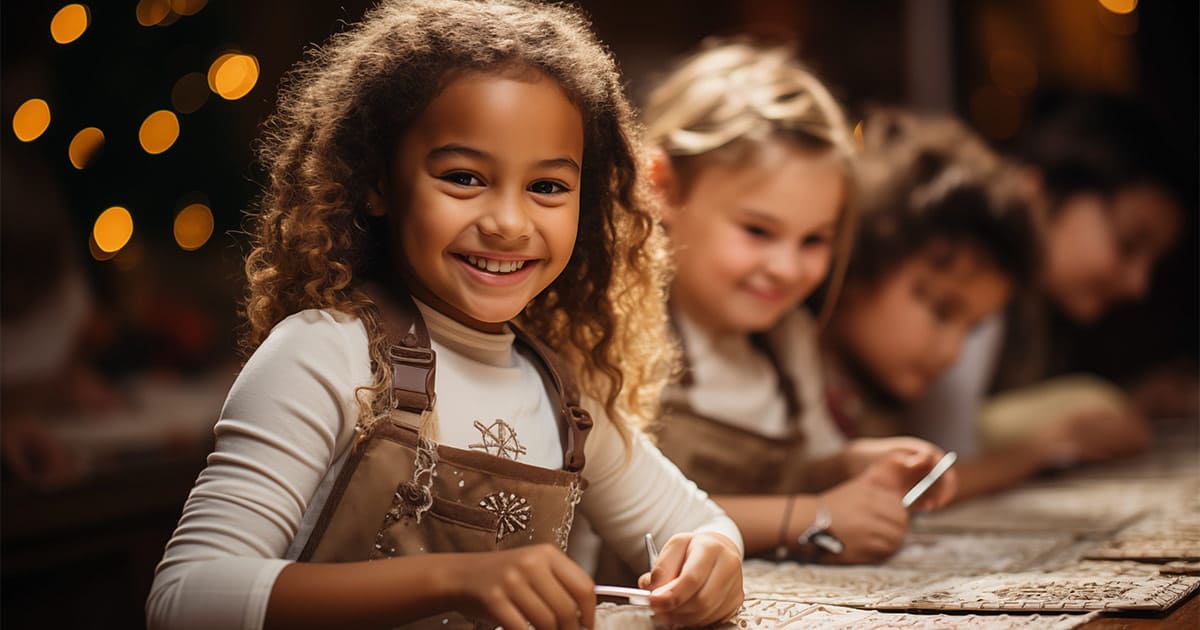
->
xmin=549 ymin=559 xmax=594 ymax=630
xmin=660 ymin=557 xmax=741 ymax=626
xmin=649 ymin=539 xmax=717 ymax=613
xmin=508 ymin=580 xmax=559 ymax=630
xmin=645 ymin=535 xmax=688 ymax=590
xmin=484 ymin=598 xmax=529 ymax=630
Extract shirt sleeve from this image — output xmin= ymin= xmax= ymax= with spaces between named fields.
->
xmin=146 ymin=310 xmax=370 ymax=630
xmin=905 ymin=313 xmax=1006 ymax=456
xmin=577 ymin=407 xmax=745 ymax=571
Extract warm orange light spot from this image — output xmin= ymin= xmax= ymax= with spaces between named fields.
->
xmin=174 ymin=203 xmax=215 ymax=251
xmin=68 ymin=127 xmax=105 ymax=169
xmin=1098 ymin=0 xmax=1137 ymax=15
xmin=139 ymin=110 xmax=180 ymax=155
xmin=171 ymin=72 xmax=210 ymax=113
xmin=13 ymin=99 xmax=51 ymax=142
xmin=853 ymin=121 xmax=864 ymax=148
xmin=51 ymin=4 xmax=90 ymax=44
xmin=136 ymin=0 xmax=171 ymax=26
xmin=93 ymin=206 xmax=134 ymax=253
xmin=208 ymin=53 xmax=259 ymax=100
xmin=170 ymin=0 xmax=207 ymax=16
xmin=89 ymin=233 xmax=117 ymax=261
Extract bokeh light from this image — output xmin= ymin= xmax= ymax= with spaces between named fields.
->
xmin=1098 ymin=0 xmax=1137 ymax=15
xmin=136 ymin=0 xmax=170 ymax=26
xmin=853 ymin=120 xmax=864 ymax=148
xmin=13 ymin=99 xmax=51 ymax=142
xmin=93 ymin=206 xmax=134 ymax=254
xmin=208 ymin=53 xmax=259 ymax=100
xmin=170 ymin=0 xmax=208 ymax=16
xmin=139 ymin=110 xmax=180 ymax=154
xmin=51 ymin=4 xmax=90 ymax=44
xmin=171 ymin=72 xmax=210 ymax=114
xmin=68 ymin=127 xmax=105 ymax=169
xmin=174 ymin=203 xmax=215 ymax=251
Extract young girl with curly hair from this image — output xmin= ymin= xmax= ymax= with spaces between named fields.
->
xmin=146 ymin=2 xmax=743 ymax=628
xmin=821 ymin=110 xmax=1046 ymax=501
xmin=638 ymin=41 xmax=956 ymax=567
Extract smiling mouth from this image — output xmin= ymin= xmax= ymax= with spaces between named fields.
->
xmin=462 ymin=254 xmax=529 ymax=274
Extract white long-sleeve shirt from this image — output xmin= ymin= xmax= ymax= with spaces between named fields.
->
xmin=673 ymin=307 xmax=846 ymax=459
xmin=146 ymin=304 xmax=741 ymax=629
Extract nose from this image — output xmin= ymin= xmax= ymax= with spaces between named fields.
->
xmin=765 ymin=246 xmax=826 ymax=289
xmin=478 ymin=189 xmax=533 ymax=241
xmin=931 ymin=328 xmax=966 ymax=374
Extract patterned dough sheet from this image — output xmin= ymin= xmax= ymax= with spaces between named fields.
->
xmin=910 ymin=477 xmax=1194 ymax=537
xmin=883 ymin=532 xmax=1074 ymax=573
xmin=741 ymin=559 xmax=939 ymax=607
xmin=594 ymin=602 xmax=1100 ymax=629
xmin=873 ymin=568 xmax=1200 ymax=612
xmin=1083 ymin=501 xmax=1200 ymax=561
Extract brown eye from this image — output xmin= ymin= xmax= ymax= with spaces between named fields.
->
xmin=528 ymin=180 xmax=568 ymax=194
xmin=441 ymin=172 xmax=483 ymax=187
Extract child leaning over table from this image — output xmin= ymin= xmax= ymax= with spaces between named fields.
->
xmin=590 ymin=41 xmax=959 ymax=576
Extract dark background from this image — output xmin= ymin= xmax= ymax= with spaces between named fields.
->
xmin=2 ymin=1 xmax=1195 ymax=627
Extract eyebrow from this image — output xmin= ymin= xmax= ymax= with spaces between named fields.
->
xmin=738 ymin=209 xmax=836 ymax=233
xmin=427 ymin=144 xmax=581 ymax=173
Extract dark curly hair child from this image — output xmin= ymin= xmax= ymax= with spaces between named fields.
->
xmin=147 ymin=2 xmax=743 ymax=628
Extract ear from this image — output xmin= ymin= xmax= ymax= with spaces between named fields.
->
xmin=366 ymin=180 xmax=387 ymax=217
xmin=647 ymin=148 xmax=683 ymax=225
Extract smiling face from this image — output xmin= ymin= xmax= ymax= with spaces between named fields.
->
xmin=1042 ymin=184 xmax=1181 ymax=323
xmin=374 ymin=70 xmax=584 ymax=332
xmin=662 ymin=143 xmax=845 ymax=335
xmin=833 ymin=247 xmax=1013 ymax=400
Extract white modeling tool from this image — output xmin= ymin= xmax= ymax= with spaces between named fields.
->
xmin=902 ymin=451 xmax=957 ymax=508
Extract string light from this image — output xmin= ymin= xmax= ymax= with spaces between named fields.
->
xmin=68 ymin=127 xmax=105 ymax=169
xmin=93 ymin=206 xmax=134 ymax=254
xmin=139 ymin=110 xmax=180 ymax=154
xmin=208 ymin=53 xmax=259 ymax=100
xmin=51 ymin=4 xmax=90 ymax=44
xmin=1098 ymin=0 xmax=1137 ymax=15
xmin=12 ymin=99 xmax=51 ymax=142
xmin=136 ymin=0 xmax=170 ymax=26
xmin=174 ymin=203 xmax=215 ymax=251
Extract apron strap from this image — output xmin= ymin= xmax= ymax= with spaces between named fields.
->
xmin=387 ymin=295 xmax=436 ymax=413
xmin=510 ymin=324 xmax=593 ymax=473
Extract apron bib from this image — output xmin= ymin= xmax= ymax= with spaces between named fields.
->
xmin=298 ymin=302 xmax=593 ymax=629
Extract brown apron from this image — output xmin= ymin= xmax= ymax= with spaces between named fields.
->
xmin=297 ymin=301 xmax=593 ymax=629
xmin=594 ymin=332 xmax=807 ymax=585
xmin=652 ymin=333 xmax=808 ymax=495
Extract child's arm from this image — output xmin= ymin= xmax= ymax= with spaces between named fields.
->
xmin=714 ymin=451 xmax=940 ymax=564
xmin=266 ymin=546 xmax=594 ymax=630
xmin=580 ymin=414 xmax=744 ymax=627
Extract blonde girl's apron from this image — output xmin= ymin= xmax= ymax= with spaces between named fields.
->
xmin=652 ymin=332 xmax=808 ymax=495
xmin=298 ymin=302 xmax=593 ymax=629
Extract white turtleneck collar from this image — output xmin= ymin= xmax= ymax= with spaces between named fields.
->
xmin=412 ymin=299 xmax=516 ymax=369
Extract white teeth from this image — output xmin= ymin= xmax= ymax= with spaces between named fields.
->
xmin=464 ymin=255 xmax=526 ymax=274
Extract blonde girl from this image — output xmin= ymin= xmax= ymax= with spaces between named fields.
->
xmin=643 ymin=41 xmax=956 ymax=566
xmin=146 ymin=2 xmax=743 ymax=628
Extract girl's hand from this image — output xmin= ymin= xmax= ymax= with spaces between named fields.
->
xmin=637 ymin=532 xmax=743 ymax=627
xmin=839 ymin=438 xmax=958 ymax=509
xmin=1037 ymin=409 xmax=1151 ymax=466
xmin=448 ymin=544 xmax=595 ymax=630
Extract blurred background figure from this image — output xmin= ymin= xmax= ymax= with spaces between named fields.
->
xmin=906 ymin=92 xmax=1193 ymax=498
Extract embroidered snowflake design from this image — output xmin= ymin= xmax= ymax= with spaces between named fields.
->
xmin=480 ymin=491 xmax=532 ymax=542
xmin=469 ymin=419 xmax=527 ymax=460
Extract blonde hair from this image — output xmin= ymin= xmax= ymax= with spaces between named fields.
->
xmin=243 ymin=0 xmax=673 ymax=444
xmin=643 ymin=39 xmax=857 ymax=321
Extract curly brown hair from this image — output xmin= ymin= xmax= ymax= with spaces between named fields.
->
xmin=243 ymin=0 xmax=674 ymax=442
